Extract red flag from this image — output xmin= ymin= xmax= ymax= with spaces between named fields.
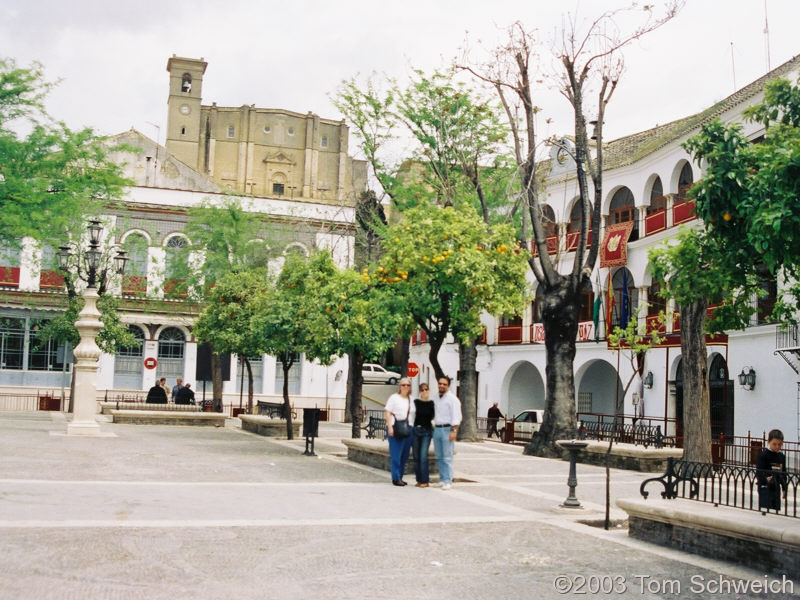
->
xmin=606 ymin=271 xmax=615 ymax=332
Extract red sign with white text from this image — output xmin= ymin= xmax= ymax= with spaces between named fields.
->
xmin=407 ymin=362 xmax=420 ymax=377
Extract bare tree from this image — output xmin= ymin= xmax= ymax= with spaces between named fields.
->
xmin=460 ymin=4 xmax=682 ymax=455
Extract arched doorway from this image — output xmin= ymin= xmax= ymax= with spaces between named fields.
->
xmin=575 ymin=359 xmax=622 ymax=420
xmin=709 ymin=354 xmax=734 ymax=440
xmin=673 ymin=354 xmax=734 ymax=444
xmin=503 ymin=361 xmax=544 ymax=416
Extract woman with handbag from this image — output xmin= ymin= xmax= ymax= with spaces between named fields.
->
xmin=385 ymin=377 xmax=415 ymax=486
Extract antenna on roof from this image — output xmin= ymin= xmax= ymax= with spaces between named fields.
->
xmin=763 ymin=0 xmax=771 ymax=72
xmin=730 ymin=42 xmax=737 ymax=91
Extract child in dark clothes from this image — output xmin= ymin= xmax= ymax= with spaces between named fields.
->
xmin=756 ymin=429 xmax=787 ymax=512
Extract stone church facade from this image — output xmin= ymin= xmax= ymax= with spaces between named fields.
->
xmin=165 ymin=55 xmax=367 ymax=203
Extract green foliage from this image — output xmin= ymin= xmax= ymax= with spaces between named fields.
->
xmin=377 ymin=204 xmax=531 ymax=343
xmin=167 ymin=198 xmax=274 ymax=299
xmin=676 ymin=76 xmax=800 ymax=327
xmin=33 ymin=294 xmax=135 ymax=354
xmin=333 ymin=69 xmax=513 ymax=217
xmin=194 ymin=268 xmax=271 ymax=358
xmin=325 ymin=267 xmax=410 ymax=363
xmin=0 ymin=58 xmax=130 ymax=247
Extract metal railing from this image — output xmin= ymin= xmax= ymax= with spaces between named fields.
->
xmin=578 ymin=421 xmax=674 ymax=448
xmin=712 ymin=433 xmax=800 ymax=471
xmin=641 ymin=457 xmax=799 ymax=519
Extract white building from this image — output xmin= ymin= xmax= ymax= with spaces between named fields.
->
xmin=410 ymin=55 xmax=800 ymax=444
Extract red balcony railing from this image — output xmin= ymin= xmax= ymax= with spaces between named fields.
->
xmin=497 ymin=325 xmax=523 ymax=344
xmin=122 ymin=275 xmax=147 ymax=295
xmin=646 ymin=314 xmax=666 ymax=334
xmin=531 ymin=235 xmax=559 ymax=257
xmin=644 ymin=209 xmax=667 ymax=236
xmin=39 ymin=269 xmax=64 ymax=290
xmin=672 ymin=200 xmax=696 ymax=225
xmin=0 ymin=266 xmax=20 ymax=287
xmin=565 ymin=229 xmax=592 ymax=252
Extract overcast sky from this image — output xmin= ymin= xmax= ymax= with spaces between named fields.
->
xmin=2 ymin=1 xmax=798 ymax=160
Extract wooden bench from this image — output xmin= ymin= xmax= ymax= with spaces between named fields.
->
xmin=256 ymin=401 xmax=297 ymax=419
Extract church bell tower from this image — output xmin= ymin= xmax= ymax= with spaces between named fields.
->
xmin=165 ymin=55 xmax=207 ymax=170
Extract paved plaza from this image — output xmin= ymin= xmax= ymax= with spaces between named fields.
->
xmin=0 ymin=412 xmax=796 ymax=600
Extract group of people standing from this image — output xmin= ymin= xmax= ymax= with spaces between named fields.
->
xmin=145 ymin=377 xmax=196 ymax=405
xmin=384 ymin=375 xmax=461 ymax=490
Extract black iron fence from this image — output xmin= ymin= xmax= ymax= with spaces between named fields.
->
xmin=641 ymin=457 xmax=799 ymax=519
xmin=712 ymin=433 xmax=800 ymax=472
xmin=578 ymin=421 xmax=674 ymax=448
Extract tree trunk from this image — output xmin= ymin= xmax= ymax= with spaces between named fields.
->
xmin=244 ymin=357 xmax=254 ymax=414
xmin=526 ymin=278 xmax=581 ymax=457
xmin=399 ymin=337 xmax=410 ymax=376
xmin=457 ymin=341 xmax=478 ymax=441
xmin=681 ymin=300 xmax=712 ymax=463
xmin=427 ymin=330 xmax=447 ymax=380
xmin=282 ymin=359 xmax=294 ymax=440
xmin=347 ymin=351 xmax=365 ymax=438
xmin=211 ymin=353 xmax=223 ymax=412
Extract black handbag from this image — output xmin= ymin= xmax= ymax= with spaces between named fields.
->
xmin=393 ymin=397 xmax=411 ymax=438
xmin=393 ymin=418 xmax=410 ymax=438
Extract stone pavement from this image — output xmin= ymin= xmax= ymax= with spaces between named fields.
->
xmin=0 ymin=412 xmax=796 ymax=600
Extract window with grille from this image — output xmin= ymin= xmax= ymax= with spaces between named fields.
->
xmin=27 ymin=320 xmax=67 ymax=371
xmin=0 ymin=317 xmax=24 ymax=370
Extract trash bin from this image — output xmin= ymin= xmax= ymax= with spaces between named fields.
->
xmin=302 ymin=408 xmax=321 ymax=438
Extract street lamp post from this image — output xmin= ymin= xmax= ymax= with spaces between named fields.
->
xmin=57 ymin=220 xmax=127 ymax=435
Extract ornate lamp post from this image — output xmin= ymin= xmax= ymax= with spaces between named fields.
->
xmin=57 ymin=220 xmax=127 ymax=435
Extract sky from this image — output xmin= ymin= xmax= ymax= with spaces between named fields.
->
xmin=2 ymin=0 xmax=799 ymax=160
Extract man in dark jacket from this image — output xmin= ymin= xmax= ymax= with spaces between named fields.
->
xmin=175 ymin=382 xmax=196 ymax=405
xmin=487 ymin=402 xmax=504 ymax=438
xmin=146 ymin=382 xmax=168 ymax=404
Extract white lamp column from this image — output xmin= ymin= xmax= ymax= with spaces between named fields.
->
xmin=67 ymin=287 xmax=103 ymax=435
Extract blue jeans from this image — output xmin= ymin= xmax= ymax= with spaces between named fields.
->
xmin=411 ymin=427 xmax=432 ymax=483
xmin=433 ymin=426 xmax=454 ymax=484
xmin=388 ymin=432 xmax=412 ymax=482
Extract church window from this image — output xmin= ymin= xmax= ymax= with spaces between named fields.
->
xmin=273 ymin=183 xmax=285 ymax=196
xmin=227 ymin=125 xmax=235 ymax=138
xmin=264 ymin=125 xmax=271 ymax=133
xmin=287 ymin=127 xmax=295 ymax=136
xmin=321 ymin=135 xmax=328 ymax=148
xmin=181 ymin=74 xmax=192 ymax=93
xmin=181 ymin=127 xmax=186 ymax=135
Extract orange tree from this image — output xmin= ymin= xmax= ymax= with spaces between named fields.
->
xmin=193 ymin=268 xmax=271 ymax=415
xmin=376 ymin=203 xmax=530 ymax=439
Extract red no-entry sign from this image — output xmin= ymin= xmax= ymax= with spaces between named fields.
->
xmin=144 ymin=357 xmax=158 ymax=370
xmin=407 ymin=362 xmax=420 ymax=378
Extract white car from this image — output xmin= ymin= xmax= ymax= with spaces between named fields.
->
xmin=500 ymin=409 xmax=544 ymax=443
xmin=361 ymin=363 xmax=399 ymax=385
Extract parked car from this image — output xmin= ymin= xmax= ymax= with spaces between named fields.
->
xmin=500 ymin=409 xmax=544 ymax=443
xmin=361 ymin=363 xmax=399 ymax=385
